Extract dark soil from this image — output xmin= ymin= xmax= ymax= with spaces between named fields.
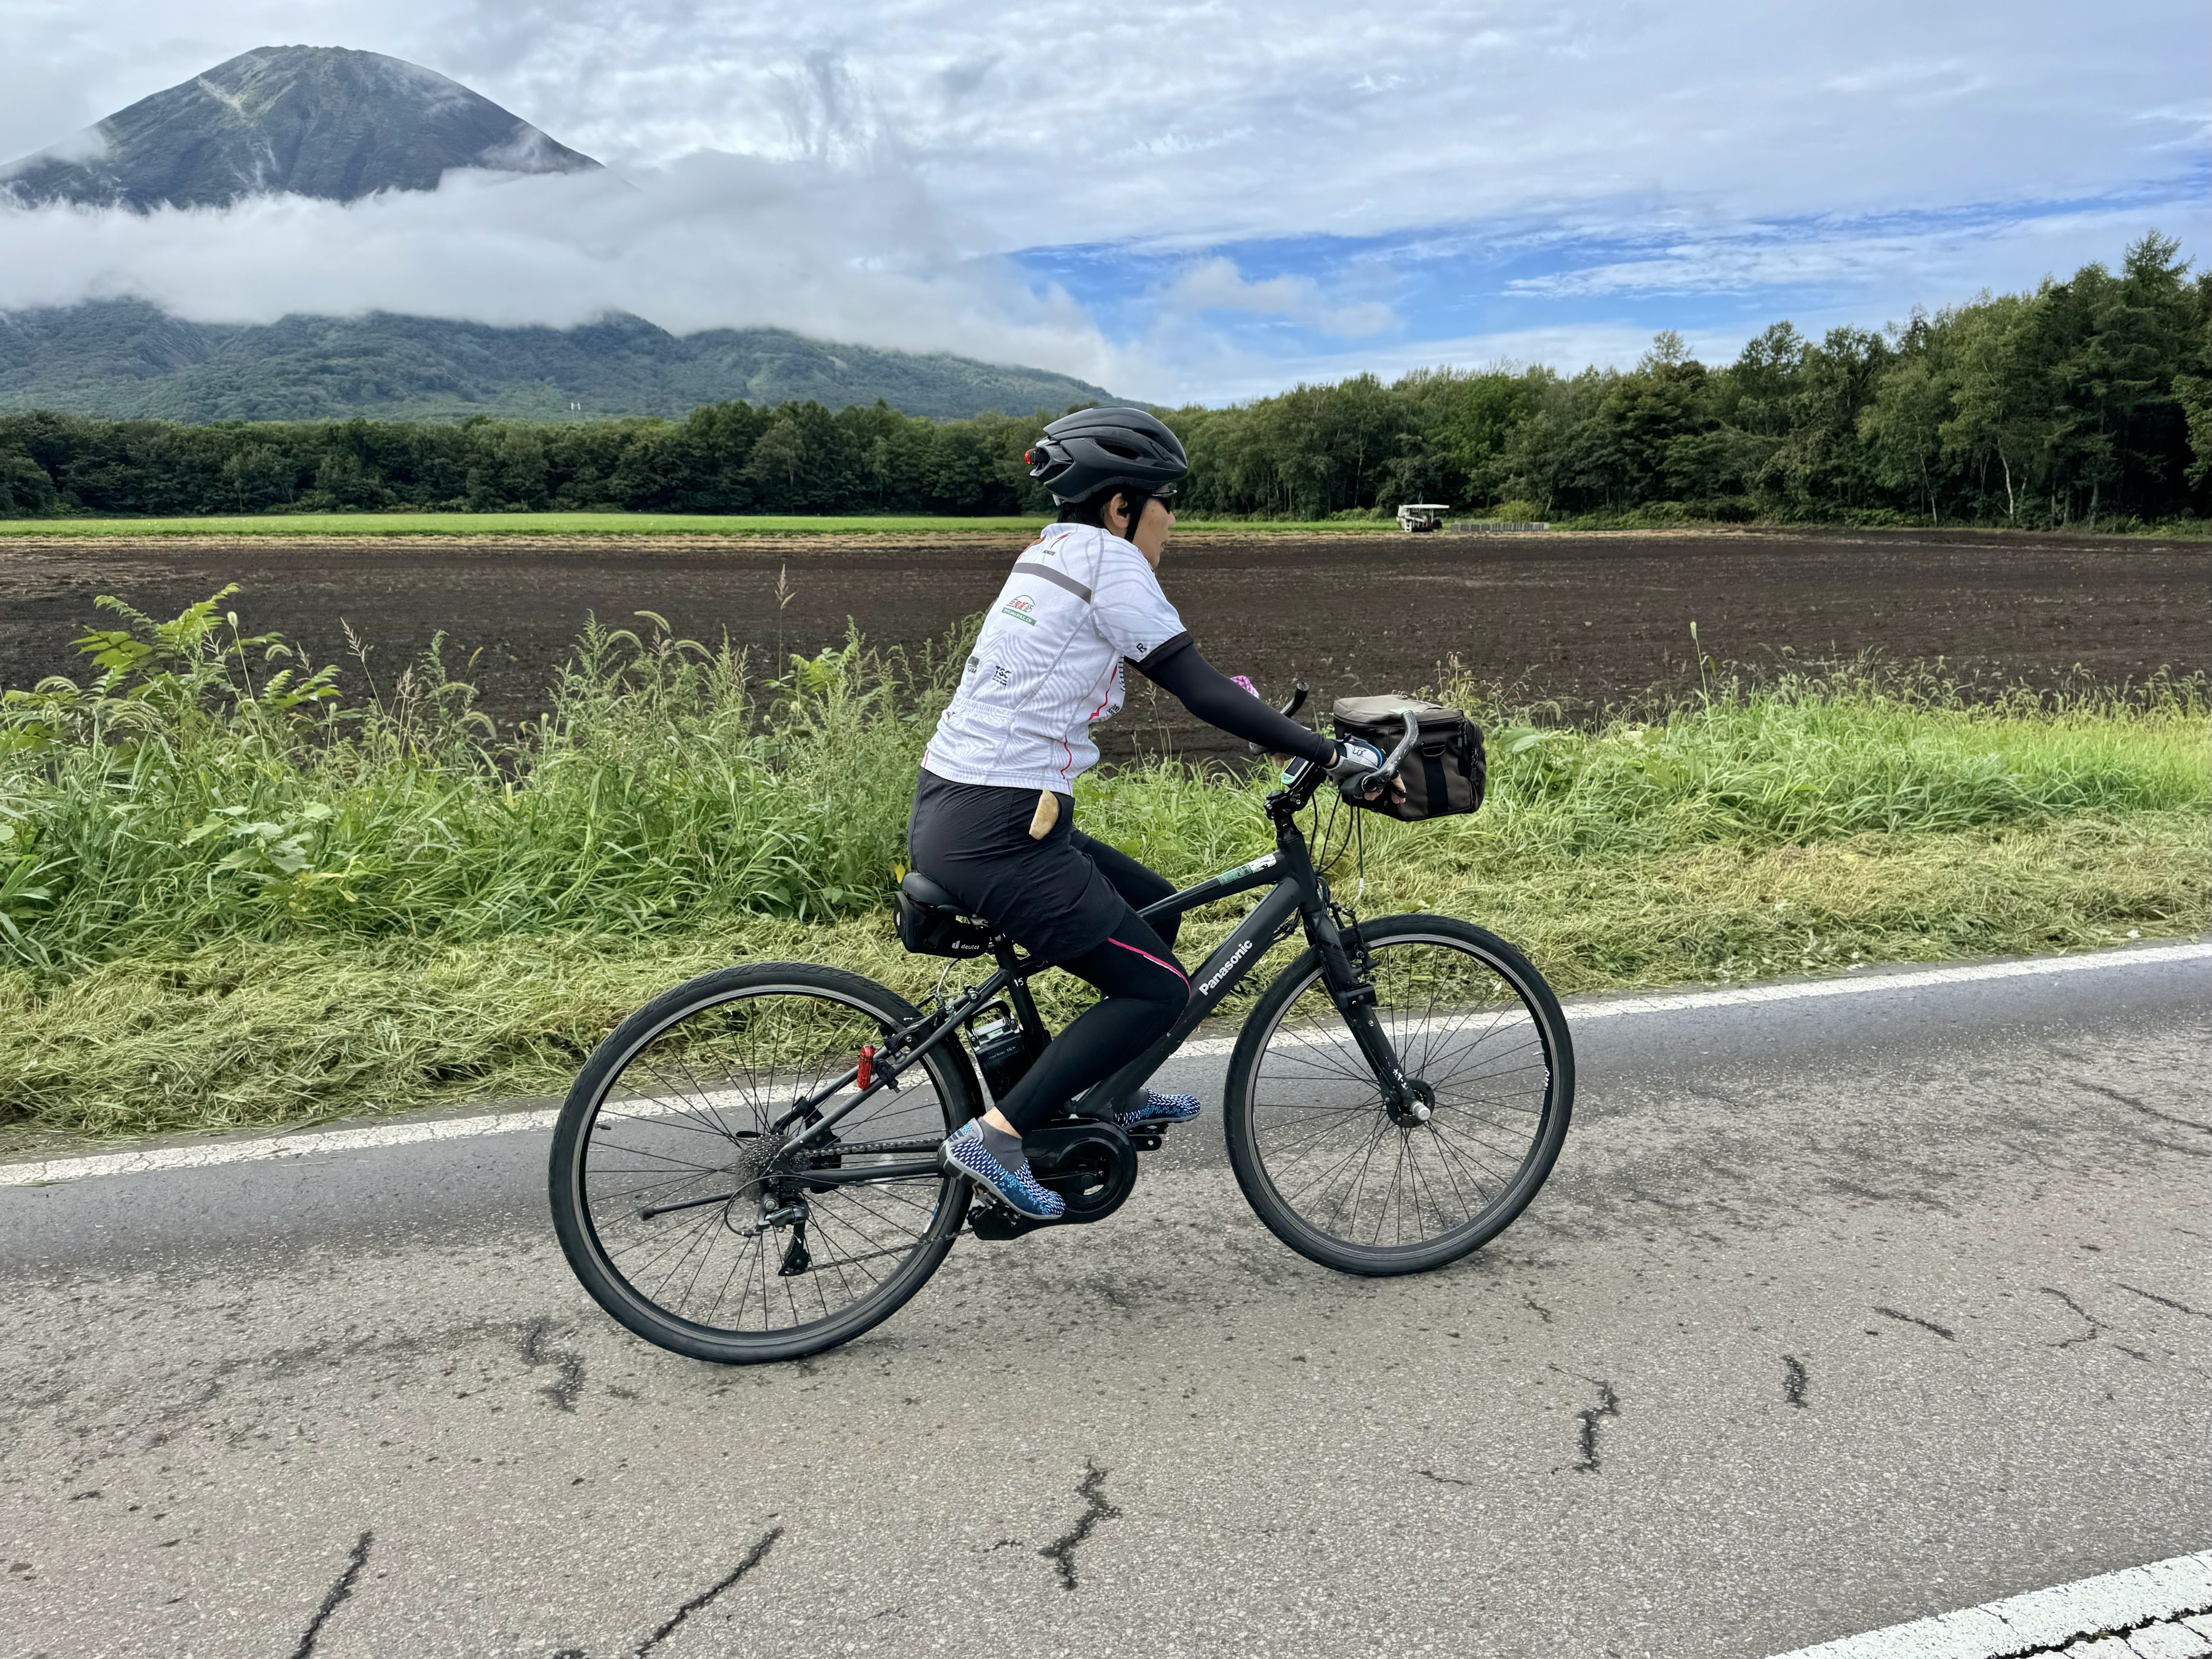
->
xmin=2 ymin=528 xmax=2202 ymax=761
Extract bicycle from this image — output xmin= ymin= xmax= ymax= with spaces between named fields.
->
xmin=549 ymin=689 xmax=1575 ymax=1364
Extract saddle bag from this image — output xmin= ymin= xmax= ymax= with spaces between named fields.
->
xmin=894 ymin=873 xmax=995 ymax=958
xmin=1331 ymin=694 xmax=1486 ymax=823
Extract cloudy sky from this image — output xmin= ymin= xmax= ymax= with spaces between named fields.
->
xmin=0 ymin=0 xmax=2204 ymax=403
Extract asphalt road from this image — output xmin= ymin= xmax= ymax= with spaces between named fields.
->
xmin=2 ymin=953 xmax=2208 ymax=1659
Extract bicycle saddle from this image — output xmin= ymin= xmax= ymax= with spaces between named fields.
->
xmin=898 ymin=871 xmax=961 ymax=911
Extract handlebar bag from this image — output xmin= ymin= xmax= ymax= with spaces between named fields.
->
xmin=1331 ymin=695 xmax=1486 ymax=823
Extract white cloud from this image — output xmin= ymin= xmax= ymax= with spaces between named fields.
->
xmin=0 ymin=157 xmax=1129 ymax=384
xmin=2 ymin=1 xmax=2202 ymax=248
xmin=1503 ymin=201 xmax=2201 ymax=302
xmin=1165 ymin=257 xmax=1394 ymax=337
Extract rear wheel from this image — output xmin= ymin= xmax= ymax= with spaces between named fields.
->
xmin=1223 ymin=915 xmax=1573 ymax=1276
xmin=549 ymin=963 xmax=979 ymax=1364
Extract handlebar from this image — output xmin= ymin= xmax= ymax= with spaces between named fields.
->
xmin=1346 ymin=711 xmax=1419 ymax=801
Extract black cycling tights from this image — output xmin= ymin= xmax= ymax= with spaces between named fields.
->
xmin=992 ymin=835 xmax=1189 ymax=1134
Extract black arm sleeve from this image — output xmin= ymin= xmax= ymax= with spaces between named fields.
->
xmin=1129 ymin=639 xmax=1335 ymax=764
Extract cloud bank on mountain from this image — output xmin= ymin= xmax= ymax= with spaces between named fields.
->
xmin=0 ymin=155 xmax=1124 ymax=388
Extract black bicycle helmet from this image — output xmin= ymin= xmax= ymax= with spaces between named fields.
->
xmin=1024 ymin=406 xmax=1188 ymax=505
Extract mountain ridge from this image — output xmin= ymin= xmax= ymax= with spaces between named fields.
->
xmin=0 ymin=45 xmax=599 ymax=210
xmin=0 ymin=300 xmax=1118 ymax=422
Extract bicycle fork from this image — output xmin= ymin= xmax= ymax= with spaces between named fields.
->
xmin=1303 ymin=901 xmax=1423 ymax=1119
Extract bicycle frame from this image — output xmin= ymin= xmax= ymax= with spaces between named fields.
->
xmin=772 ymin=753 xmax=1415 ymax=1164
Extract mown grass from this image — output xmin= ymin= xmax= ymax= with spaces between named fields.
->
xmin=0 ymin=512 xmax=1400 ymax=539
xmin=1 ymin=592 xmax=2204 ymax=1138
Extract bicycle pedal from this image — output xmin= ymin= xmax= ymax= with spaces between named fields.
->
xmin=966 ymin=1200 xmax=1062 ymax=1241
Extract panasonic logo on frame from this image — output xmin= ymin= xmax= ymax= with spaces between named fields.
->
xmin=1199 ymin=938 xmax=1254 ymax=998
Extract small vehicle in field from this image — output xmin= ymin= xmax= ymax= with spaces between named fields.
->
xmin=1396 ymin=503 xmax=1450 ymax=532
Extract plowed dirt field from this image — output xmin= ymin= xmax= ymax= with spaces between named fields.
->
xmin=2 ymin=527 xmax=2201 ymax=759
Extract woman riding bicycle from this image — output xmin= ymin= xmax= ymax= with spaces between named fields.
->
xmin=912 ymin=406 xmax=1390 ymax=1219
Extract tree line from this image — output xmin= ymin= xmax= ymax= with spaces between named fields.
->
xmin=3 ymin=233 xmax=2205 ymax=528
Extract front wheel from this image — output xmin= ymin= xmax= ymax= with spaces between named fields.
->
xmin=549 ymin=962 xmax=980 ymax=1364
xmin=1223 ymin=915 xmax=1574 ymax=1276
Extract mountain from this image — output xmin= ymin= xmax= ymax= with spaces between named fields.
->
xmin=0 ymin=49 xmax=1111 ymax=420
xmin=0 ymin=45 xmax=599 ymax=210
xmin=0 ymin=300 xmax=1117 ymax=422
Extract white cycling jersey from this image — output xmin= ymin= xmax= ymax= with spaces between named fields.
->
xmin=922 ymin=521 xmax=1189 ymax=793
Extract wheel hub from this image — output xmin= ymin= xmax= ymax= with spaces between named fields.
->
xmin=1388 ymin=1078 xmax=1436 ymax=1127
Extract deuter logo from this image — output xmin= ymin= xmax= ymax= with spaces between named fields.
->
xmin=1001 ymin=595 xmax=1038 ymax=625
xmin=1198 ymin=938 xmax=1254 ymax=998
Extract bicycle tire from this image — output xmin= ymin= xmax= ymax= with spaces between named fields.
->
xmin=1223 ymin=915 xmax=1573 ymax=1277
xmin=549 ymin=962 xmax=980 ymax=1364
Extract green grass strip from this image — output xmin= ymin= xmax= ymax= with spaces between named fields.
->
xmin=2 ymin=812 xmax=2201 ymax=1141
xmin=1 ymin=590 xmax=2204 ymax=1137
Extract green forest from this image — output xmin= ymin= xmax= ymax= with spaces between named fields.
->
xmin=3 ymin=233 xmax=2206 ymax=529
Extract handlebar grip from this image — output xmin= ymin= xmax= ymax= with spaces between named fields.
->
xmin=1245 ymin=679 xmax=1314 ymax=758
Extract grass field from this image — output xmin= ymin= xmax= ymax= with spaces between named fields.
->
xmin=0 ymin=511 xmax=1395 ymax=538
xmin=1 ymin=591 xmax=2204 ymax=1138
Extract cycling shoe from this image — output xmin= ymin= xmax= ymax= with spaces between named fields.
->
xmin=940 ymin=1121 xmax=1066 ymax=1220
xmin=1117 ymin=1091 xmax=1202 ymax=1127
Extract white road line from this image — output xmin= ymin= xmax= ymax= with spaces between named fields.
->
xmin=4 ymin=941 xmax=2205 ymax=1190
xmin=1764 ymin=1547 xmax=2212 ymax=1658
xmin=1166 ymin=940 xmax=2212 ymax=1060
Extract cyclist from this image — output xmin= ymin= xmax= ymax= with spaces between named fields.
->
xmin=910 ymin=405 xmax=1391 ymax=1219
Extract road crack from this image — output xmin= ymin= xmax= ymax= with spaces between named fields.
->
xmin=635 ymin=1526 xmax=782 ymax=1656
xmin=1783 ymin=1355 xmax=1809 ymax=1407
xmin=287 ymin=1530 xmax=371 ymax=1659
xmin=1039 ymin=1461 xmax=1120 ymax=1591
xmin=2118 ymin=1284 xmax=2212 ymax=1320
xmin=2078 ymin=1082 xmax=2212 ymax=1136
xmin=1874 ymin=1305 xmax=1956 ymax=1340
xmin=1569 ymin=1379 xmax=1620 ymax=1473
xmin=521 ymin=1317 xmax=587 ymax=1413
xmin=1413 ymin=1467 xmax=1478 ymax=1487
xmin=2039 ymin=1287 xmax=2102 ymax=1348
xmin=1978 ymin=1599 xmax=2212 ymax=1657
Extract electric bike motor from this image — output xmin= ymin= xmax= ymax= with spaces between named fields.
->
xmin=967 ymin=1006 xmax=1036 ymax=1102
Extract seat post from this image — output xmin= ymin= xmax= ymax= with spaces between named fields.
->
xmin=999 ymin=944 xmax=1049 ymax=1050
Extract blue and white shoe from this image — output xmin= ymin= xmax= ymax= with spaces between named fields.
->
xmin=1117 ymin=1091 xmax=1202 ymax=1128
xmin=940 ymin=1121 xmax=1066 ymax=1220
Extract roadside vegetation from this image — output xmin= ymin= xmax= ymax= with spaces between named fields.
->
xmin=0 ymin=512 xmax=1410 ymax=539
xmin=1 ymin=591 xmax=2204 ymax=1139
xmin=3 ymin=233 xmax=2205 ymax=532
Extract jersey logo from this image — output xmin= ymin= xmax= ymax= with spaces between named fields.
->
xmin=991 ymin=663 xmax=1011 ymax=685
xmin=1001 ymin=595 xmax=1039 ymax=625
